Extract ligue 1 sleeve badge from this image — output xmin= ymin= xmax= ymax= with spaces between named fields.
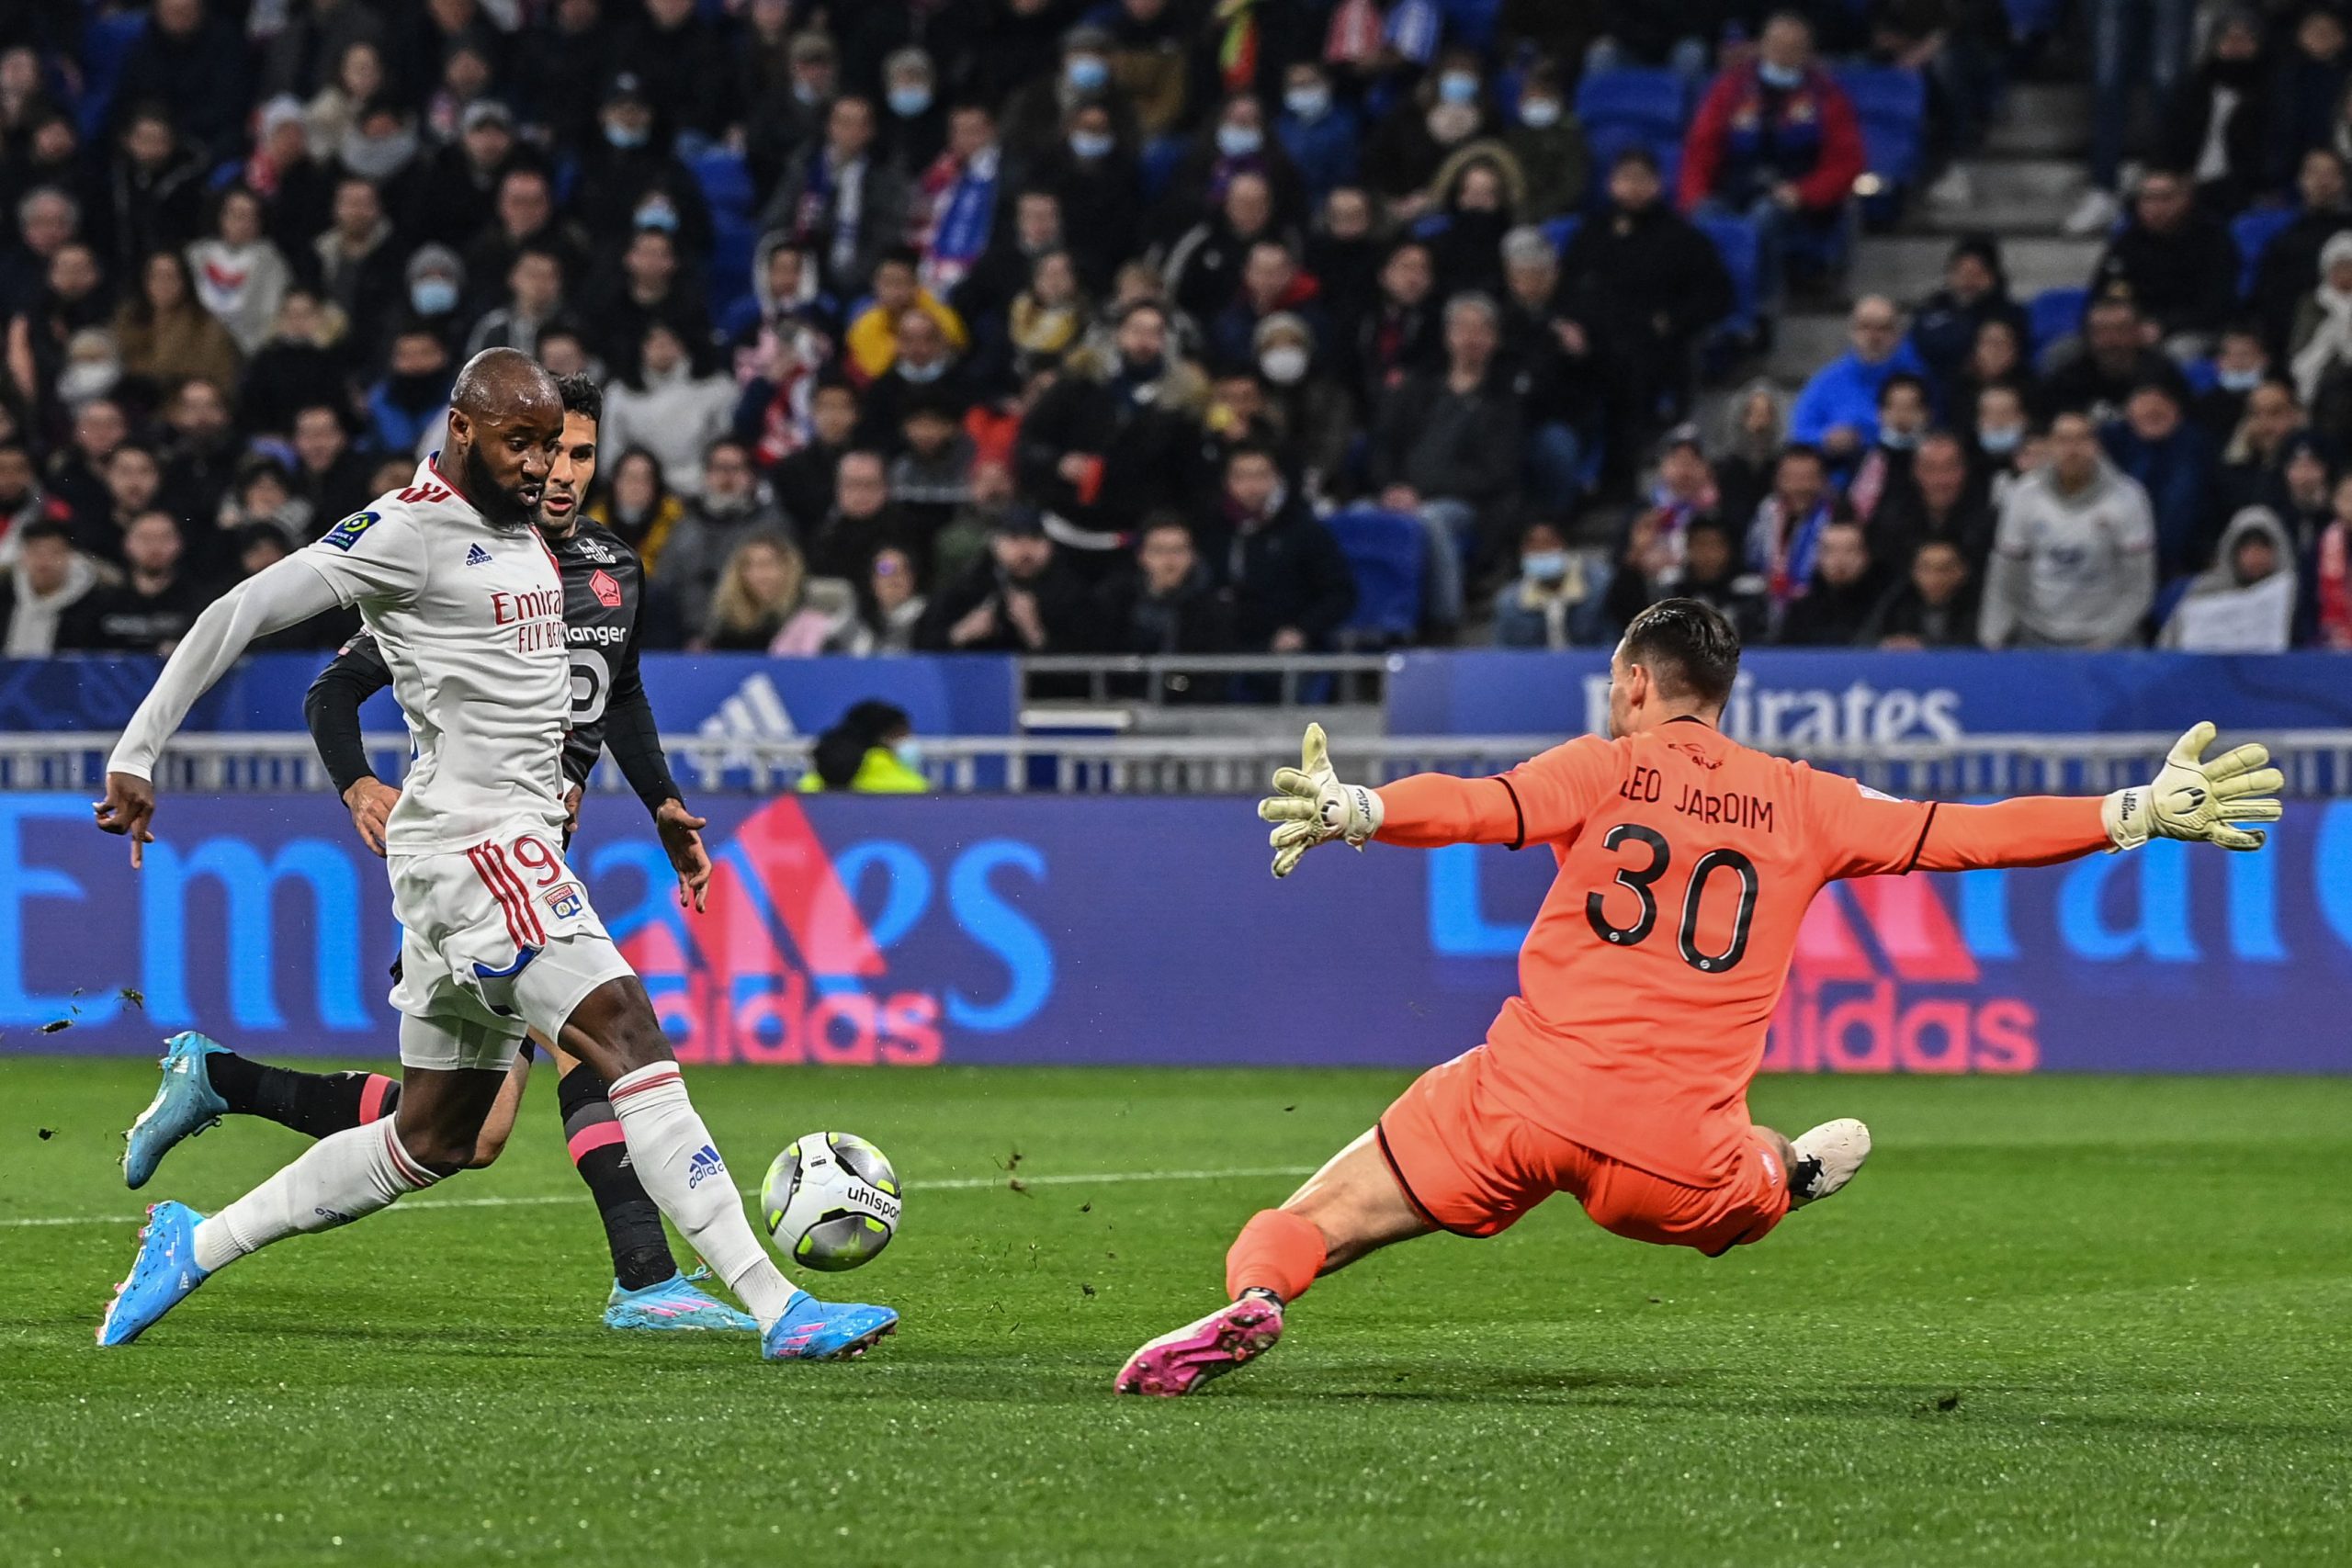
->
xmin=590 ymin=569 xmax=622 ymax=608
xmin=321 ymin=510 xmax=381 ymax=551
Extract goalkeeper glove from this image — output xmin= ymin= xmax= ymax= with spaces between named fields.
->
xmin=1258 ymin=722 xmax=1383 ymax=878
xmin=2101 ymin=721 xmax=2284 ymax=852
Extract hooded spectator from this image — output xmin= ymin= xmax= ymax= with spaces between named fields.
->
xmin=2159 ymin=505 xmax=2297 ymax=649
xmin=800 ymin=699 xmax=927 ymax=793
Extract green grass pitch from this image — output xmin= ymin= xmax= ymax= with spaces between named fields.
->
xmin=2 ymin=1060 xmax=2349 ymax=1567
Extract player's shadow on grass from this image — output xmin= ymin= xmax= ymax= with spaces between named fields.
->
xmin=1248 ymin=1366 xmax=1734 ymax=1404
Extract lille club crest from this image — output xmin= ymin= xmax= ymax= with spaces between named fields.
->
xmin=590 ymin=569 xmax=622 ymax=608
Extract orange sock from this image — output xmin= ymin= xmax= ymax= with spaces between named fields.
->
xmin=1224 ymin=1209 xmax=1326 ymax=1304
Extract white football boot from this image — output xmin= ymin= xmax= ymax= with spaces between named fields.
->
xmin=1788 ymin=1118 xmax=1872 ymax=1208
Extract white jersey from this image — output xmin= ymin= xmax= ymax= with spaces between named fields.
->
xmin=298 ymin=457 xmax=571 ymax=852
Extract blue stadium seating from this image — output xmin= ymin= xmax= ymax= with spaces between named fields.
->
xmin=688 ymin=148 xmax=754 ymax=220
xmin=2029 ymin=285 xmax=2089 ymax=357
xmin=2231 ymin=208 xmax=2298 ymax=299
xmin=1541 ymin=215 xmax=1582 ymax=254
xmin=1696 ymin=213 xmax=1760 ymax=344
xmin=1138 ymin=136 xmax=1188 ymax=205
xmin=1327 ymin=509 xmax=1426 ymax=645
xmin=1834 ymin=67 xmax=1928 ymax=197
xmin=1574 ymin=68 xmax=1690 ymax=145
xmin=77 ymin=10 xmax=148 ymax=139
xmin=708 ymin=213 xmax=759 ymax=327
xmin=2004 ymin=0 xmax=2064 ymax=39
xmin=1435 ymin=0 xmax=1502 ymax=52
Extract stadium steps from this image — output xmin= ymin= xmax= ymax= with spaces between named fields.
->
xmin=1758 ymin=80 xmax=2098 ymax=382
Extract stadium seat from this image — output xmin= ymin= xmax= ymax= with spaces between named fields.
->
xmin=76 ymin=9 xmax=149 ymax=139
xmin=1835 ymin=67 xmax=1928 ymax=197
xmin=1137 ymin=136 xmax=1188 ymax=205
xmin=1327 ymin=508 xmax=1425 ymax=647
xmin=2004 ymin=0 xmax=2064 ymax=39
xmin=2231 ymin=208 xmax=2298 ymax=299
xmin=1574 ymin=68 xmax=1690 ymax=145
xmin=689 ymin=148 xmax=754 ymax=220
xmin=1436 ymin=0 xmax=1502 ymax=52
xmin=2029 ymin=285 xmax=2088 ymax=358
xmin=1541 ymin=215 xmax=1582 ymax=254
xmin=1696 ymin=213 xmax=1760 ymax=344
xmin=708 ymin=213 xmax=759 ymax=326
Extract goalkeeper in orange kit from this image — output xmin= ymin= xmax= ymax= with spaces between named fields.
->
xmin=1115 ymin=599 xmax=2284 ymax=1396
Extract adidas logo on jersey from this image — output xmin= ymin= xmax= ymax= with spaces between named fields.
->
xmin=465 ymin=544 xmax=493 ymax=567
xmin=685 ymin=1144 xmax=727 ymax=1189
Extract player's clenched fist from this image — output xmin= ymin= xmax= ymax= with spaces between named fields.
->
xmin=2103 ymin=721 xmax=2285 ymax=852
xmin=1258 ymin=722 xmax=1383 ymax=878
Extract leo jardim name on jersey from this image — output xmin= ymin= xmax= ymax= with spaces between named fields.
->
xmin=1583 ymin=673 xmax=1963 ymax=747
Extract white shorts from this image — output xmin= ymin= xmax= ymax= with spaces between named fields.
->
xmin=386 ymin=824 xmax=634 ymax=1071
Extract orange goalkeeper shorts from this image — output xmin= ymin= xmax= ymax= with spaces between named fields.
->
xmin=1375 ymin=1045 xmax=1790 ymax=1255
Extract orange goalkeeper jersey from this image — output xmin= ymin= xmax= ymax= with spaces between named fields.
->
xmin=1374 ymin=718 xmax=2110 ymax=1186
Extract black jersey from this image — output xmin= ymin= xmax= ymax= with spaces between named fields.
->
xmin=305 ymin=518 xmax=683 ymax=812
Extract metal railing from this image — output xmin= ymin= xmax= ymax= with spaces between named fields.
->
xmin=17 ymin=729 xmax=2352 ymax=798
xmin=1019 ymin=653 xmax=1394 ymax=711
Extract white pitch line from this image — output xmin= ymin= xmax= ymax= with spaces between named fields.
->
xmin=0 ymin=1164 xmax=1317 ymax=1232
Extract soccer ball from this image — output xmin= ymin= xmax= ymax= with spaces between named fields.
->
xmin=761 ymin=1132 xmax=900 ymax=1272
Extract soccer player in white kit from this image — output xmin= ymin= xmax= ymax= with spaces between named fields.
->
xmin=93 ymin=349 xmax=896 ymax=1361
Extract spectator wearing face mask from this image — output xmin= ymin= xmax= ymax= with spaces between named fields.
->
xmin=2161 ymin=506 xmax=2297 ymax=650
xmin=877 ymin=48 xmax=948 ymax=172
xmin=1846 ymin=374 xmax=1933 ymax=528
xmin=999 ymin=25 xmax=1142 ymax=169
xmin=799 ymin=700 xmax=929 ymax=793
xmin=1207 ymin=241 xmax=1325 ymax=371
xmin=398 ymin=243 xmax=468 ymax=355
xmin=1363 ymin=48 xmax=1493 ymax=210
xmin=1972 ymin=384 xmax=2032 ymax=494
xmin=1493 ymin=520 xmax=1608 ymax=649
xmin=1162 ymin=94 xmax=1308 ymax=233
xmin=1031 ymin=100 xmax=1146 ymax=289
xmin=1252 ymin=312 xmax=1351 ymax=500
xmin=572 ymin=73 xmax=714 ymax=257
xmin=1274 ymin=62 xmax=1360 ymax=205
xmin=1500 ymin=65 xmax=1589 ymax=221
xmin=2197 ymin=326 xmax=2272 ymax=444
xmin=1679 ymin=13 xmax=1864 ymax=311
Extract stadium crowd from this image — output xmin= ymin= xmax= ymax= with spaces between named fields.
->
xmin=0 ymin=0 xmax=2344 ymax=660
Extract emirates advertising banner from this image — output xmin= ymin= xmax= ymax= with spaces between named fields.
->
xmin=4 ymin=791 xmax=2347 ymax=1073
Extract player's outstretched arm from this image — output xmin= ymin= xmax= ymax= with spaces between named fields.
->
xmin=1259 ymin=723 xmax=1384 ymax=878
xmin=1260 ymin=725 xmax=1579 ymax=875
xmin=96 ymin=558 xmax=346 ymax=865
xmin=1849 ymin=722 xmax=2285 ymax=877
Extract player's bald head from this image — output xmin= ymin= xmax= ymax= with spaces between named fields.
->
xmin=451 ymin=346 xmax=561 ymax=423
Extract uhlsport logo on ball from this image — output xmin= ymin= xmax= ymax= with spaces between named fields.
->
xmin=762 ymin=1132 xmax=900 ymax=1271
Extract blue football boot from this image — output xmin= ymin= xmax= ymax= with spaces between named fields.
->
xmin=122 ymin=1032 xmax=231 ymax=1190
xmin=96 ymin=1201 xmax=210 ymax=1347
xmin=760 ymin=1292 xmax=899 ymax=1361
xmin=604 ymin=1271 xmax=758 ymax=1333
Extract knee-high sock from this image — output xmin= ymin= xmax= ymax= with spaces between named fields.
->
xmin=606 ymin=1063 xmax=797 ymax=1328
xmin=189 ymin=1120 xmax=441 ymax=1274
xmin=1225 ymin=1209 xmax=1326 ymax=1304
xmin=205 ymin=1053 xmax=398 ymax=1139
xmin=557 ymin=1063 xmax=676 ymax=1292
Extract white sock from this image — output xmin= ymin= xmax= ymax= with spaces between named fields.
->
xmin=607 ymin=1063 xmax=799 ymax=1329
xmin=191 ymin=1121 xmax=443 ymax=1273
